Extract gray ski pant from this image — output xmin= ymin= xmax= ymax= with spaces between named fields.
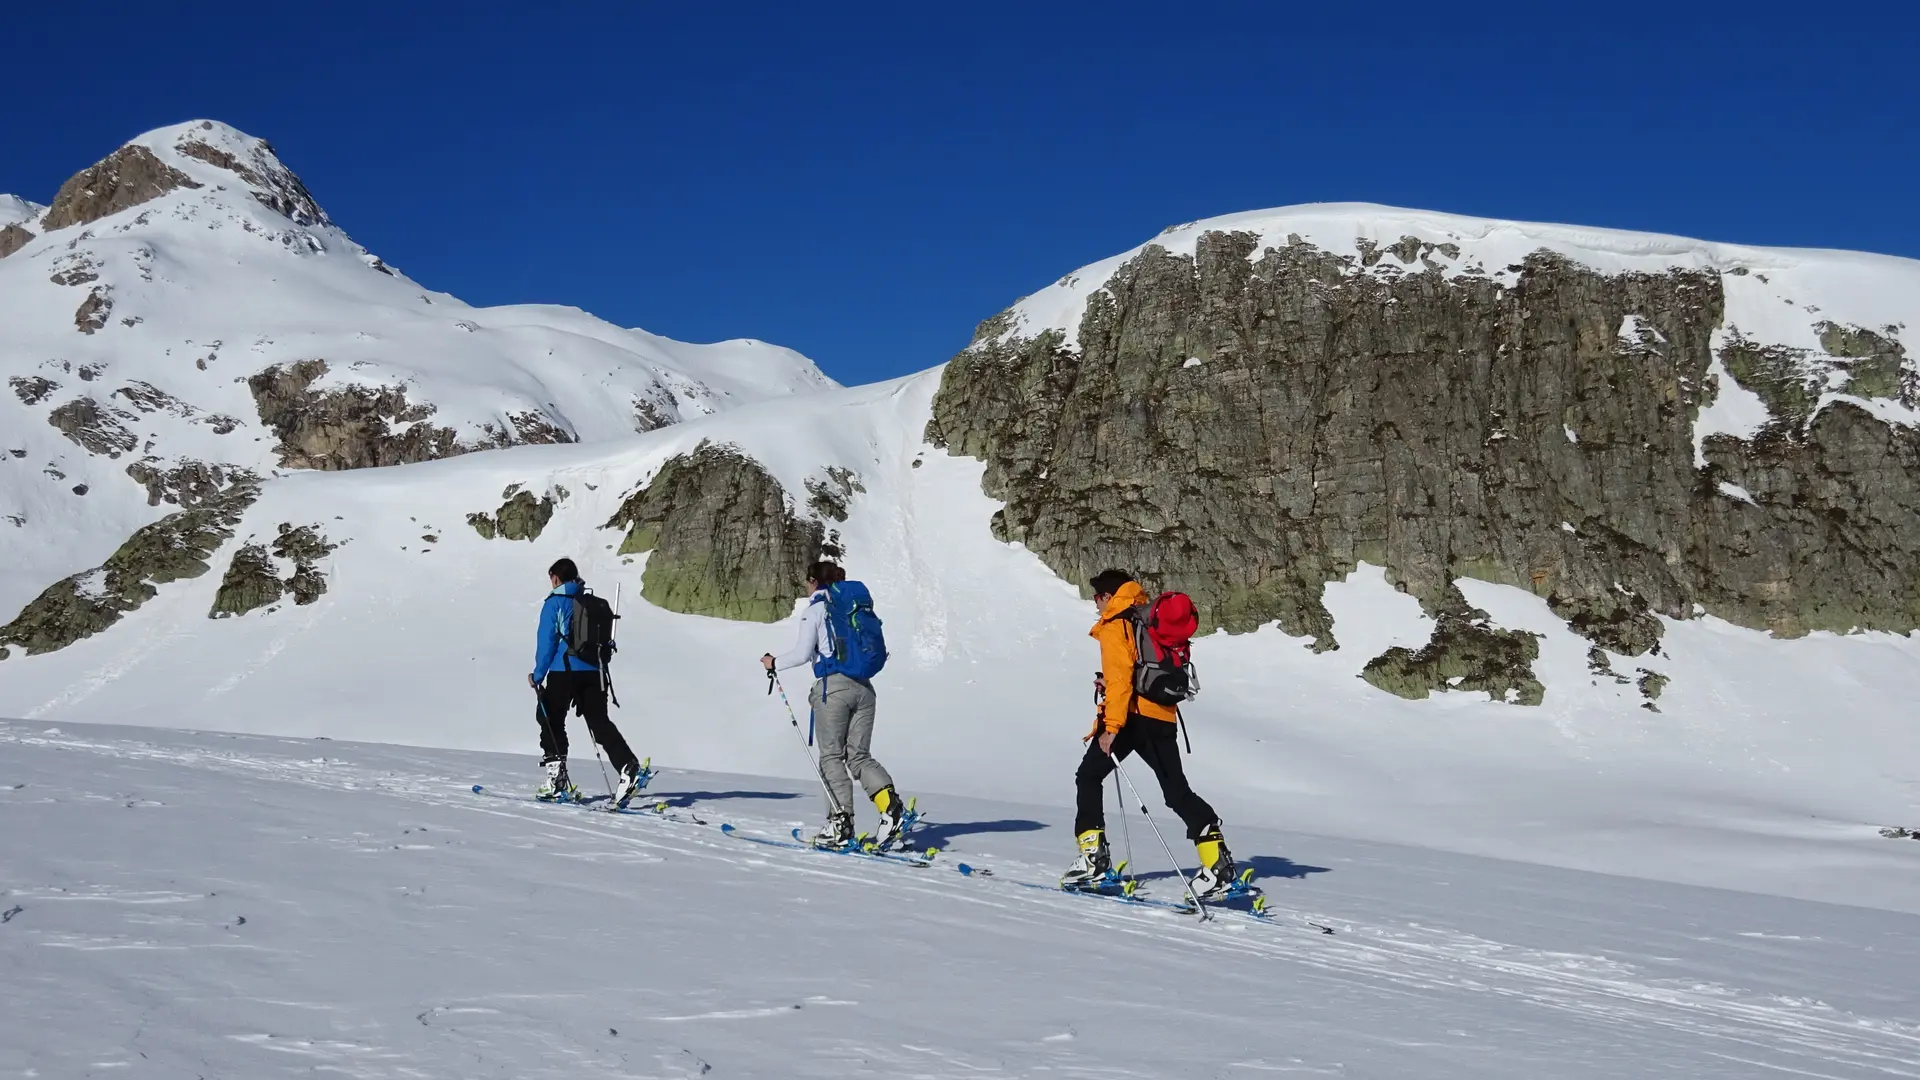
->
xmin=808 ymin=673 xmax=893 ymax=817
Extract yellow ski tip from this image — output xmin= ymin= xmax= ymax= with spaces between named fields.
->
xmin=1115 ymin=860 xmax=1129 ymax=875
xmin=1121 ymin=880 xmax=1138 ymax=896
xmin=907 ymin=796 xmax=917 ymax=812
xmin=925 ymin=847 xmax=940 ymax=859
xmin=1238 ymin=868 xmax=1256 ymax=886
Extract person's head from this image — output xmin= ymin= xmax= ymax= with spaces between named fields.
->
xmin=806 ymin=559 xmax=844 ymax=592
xmin=1088 ymin=568 xmax=1133 ymax=606
xmin=548 ymin=557 xmax=579 ymax=588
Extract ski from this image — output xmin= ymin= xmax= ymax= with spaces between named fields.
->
xmin=472 ymin=783 xmax=604 ymax=809
xmin=957 ymin=861 xmax=1198 ymax=914
xmin=954 ymin=862 xmax=1333 ymax=933
xmin=717 ymin=823 xmax=936 ymax=868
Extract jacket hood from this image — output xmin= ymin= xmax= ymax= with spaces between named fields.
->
xmin=1091 ymin=580 xmax=1147 ymax=633
xmin=551 ymin=580 xmax=583 ymax=597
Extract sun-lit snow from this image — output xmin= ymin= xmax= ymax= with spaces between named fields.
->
xmin=4 ymin=721 xmax=1917 ymax=1079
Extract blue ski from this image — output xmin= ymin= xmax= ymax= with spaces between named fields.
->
xmin=953 ymin=863 xmax=1329 ymax=931
xmin=718 ymin=823 xmax=935 ymax=868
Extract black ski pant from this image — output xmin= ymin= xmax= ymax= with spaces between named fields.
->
xmin=1074 ymin=717 xmax=1217 ymax=841
xmin=536 ymin=669 xmax=638 ymax=776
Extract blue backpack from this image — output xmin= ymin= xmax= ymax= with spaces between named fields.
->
xmin=812 ymin=580 xmax=888 ymax=682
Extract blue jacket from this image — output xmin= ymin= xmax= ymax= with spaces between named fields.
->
xmin=532 ymin=580 xmax=597 ymax=681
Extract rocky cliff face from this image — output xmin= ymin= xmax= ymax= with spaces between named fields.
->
xmin=603 ymin=442 xmax=824 ymax=622
xmin=39 ymin=144 xmax=201 ymax=232
xmin=929 ymin=222 xmax=1920 ymax=702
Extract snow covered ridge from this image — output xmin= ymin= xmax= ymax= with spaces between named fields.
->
xmin=0 ymin=119 xmax=833 ymax=618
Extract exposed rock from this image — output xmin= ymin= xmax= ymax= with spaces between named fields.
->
xmin=467 ymin=484 xmax=559 ymax=542
xmin=247 ymin=359 xmax=459 ymax=470
xmin=1362 ymin=612 xmax=1545 ymax=705
xmin=602 ymin=442 xmax=823 ymax=622
xmin=272 ymin=524 xmax=337 ymax=605
xmin=10 ymin=376 xmax=58 ymax=406
xmin=74 ymin=286 xmax=113 ymax=334
xmin=124 ymin=459 xmax=252 ymax=507
xmin=209 ymin=544 xmax=282 ymax=617
xmin=247 ymin=360 xmax=568 ymax=470
xmin=930 ymin=231 xmax=1920 ymax=693
xmin=48 ymin=255 xmax=100 ymax=286
xmin=0 ymin=223 xmax=34 ymax=258
xmin=633 ymin=395 xmax=675 ymax=433
xmin=0 ymin=481 xmax=259 ymax=654
xmin=41 ymin=144 xmax=201 ymax=231
xmin=1881 ymin=826 xmax=1918 ymax=840
xmin=1637 ymin=669 xmax=1668 ymax=702
xmin=805 ymin=467 xmax=865 ymax=523
xmin=207 ymin=522 xmax=336 ymax=618
xmin=47 ymin=397 xmax=138 ymax=457
xmin=1817 ymin=322 xmax=1914 ymax=404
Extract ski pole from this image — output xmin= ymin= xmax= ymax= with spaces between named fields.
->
xmin=768 ymin=668 xmax=849 ymax=818
xmin=1109 ymin=755 xmax=1210 ymax=919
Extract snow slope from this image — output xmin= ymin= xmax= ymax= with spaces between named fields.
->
xmin=0 ymin=121 xmax=832 ymax=615
xmin=5 ymin=721 xmax=1918 ymax=1079
xmin=3 ymin=367 xmax=1918 ymax=916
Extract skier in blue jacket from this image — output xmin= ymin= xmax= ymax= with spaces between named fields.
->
xmin=531 ymin=558 xmax=644 ymax=805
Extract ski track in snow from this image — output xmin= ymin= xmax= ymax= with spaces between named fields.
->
xmin=3 ymin=721 xmax=1917 ymax=1078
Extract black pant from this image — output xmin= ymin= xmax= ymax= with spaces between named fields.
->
xmin=536 ymin=669 xmax=638 ymax=776
xmin=1075 ymin=717 xmax=1217 ymax=841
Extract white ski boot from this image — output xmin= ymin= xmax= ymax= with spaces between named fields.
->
xmin=610 ymin=757 xmax=652 ymax=810
xmin=810 ymin=811 xmax=855 ymax=850
xmin=535 ymin=759 xmax=578 ymax=802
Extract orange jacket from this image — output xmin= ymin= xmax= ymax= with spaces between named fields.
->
xmin=1092 ymin=581 xmax=1178 ymax=734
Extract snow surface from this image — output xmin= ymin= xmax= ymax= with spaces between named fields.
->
xmin=4 ymin=721 xmax=1918 ymax=1079
xmin=0 ymin=194 xmax=43 ymax=228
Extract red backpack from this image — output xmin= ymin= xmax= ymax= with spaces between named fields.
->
xmin=1130 ymin=591 xmax=1200 ymax=708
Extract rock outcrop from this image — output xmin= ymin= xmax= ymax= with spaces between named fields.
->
xmin=47 ymin=397 xmax=138 ymax=457
xmin=929 ymin=230 xmax=1920 ymax=697
xmin=248 ymin=359 xmax=573 ymax=471
xmin=208 ymin=523 xmax=336 ymax=618
xmin=40 ymin=144 xmax=201 ymax=232
xmin=247 ymin=359 xmax=460 ymax=470
xmin=124 ymin=460 xmax=253 ymax=508
xmin=0 ymin=482 xmax=259 ymax=655
xmin=603 ymin=442 xmax=823 ymax=622
xmin=0 ymin=224 xmax=35 ymax=258
xmin=467 ymin=484 xmax=562 ymax=541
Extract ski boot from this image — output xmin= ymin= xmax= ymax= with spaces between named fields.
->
xmin=610 ymin=757 xmax=653 ymax=810
xmin=1059 ymin=829 xmax=1114 ymax=890
xmin=866 ymin=787 xmax=916 ymax=851
xmin=810 ymin=811 xmax=855 ymax=850
xmin=535 ymin=759 xmax=579 ymax=803
xmin=1191 ymin=824 xmax=1238 ymax=901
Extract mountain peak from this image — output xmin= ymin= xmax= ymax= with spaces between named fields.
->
xmin=39 ymin=119 xmax=329 ymax=233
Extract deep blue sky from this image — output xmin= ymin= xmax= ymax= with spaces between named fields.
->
xmin=7 ymin=3 xmax=1916 ymax=384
